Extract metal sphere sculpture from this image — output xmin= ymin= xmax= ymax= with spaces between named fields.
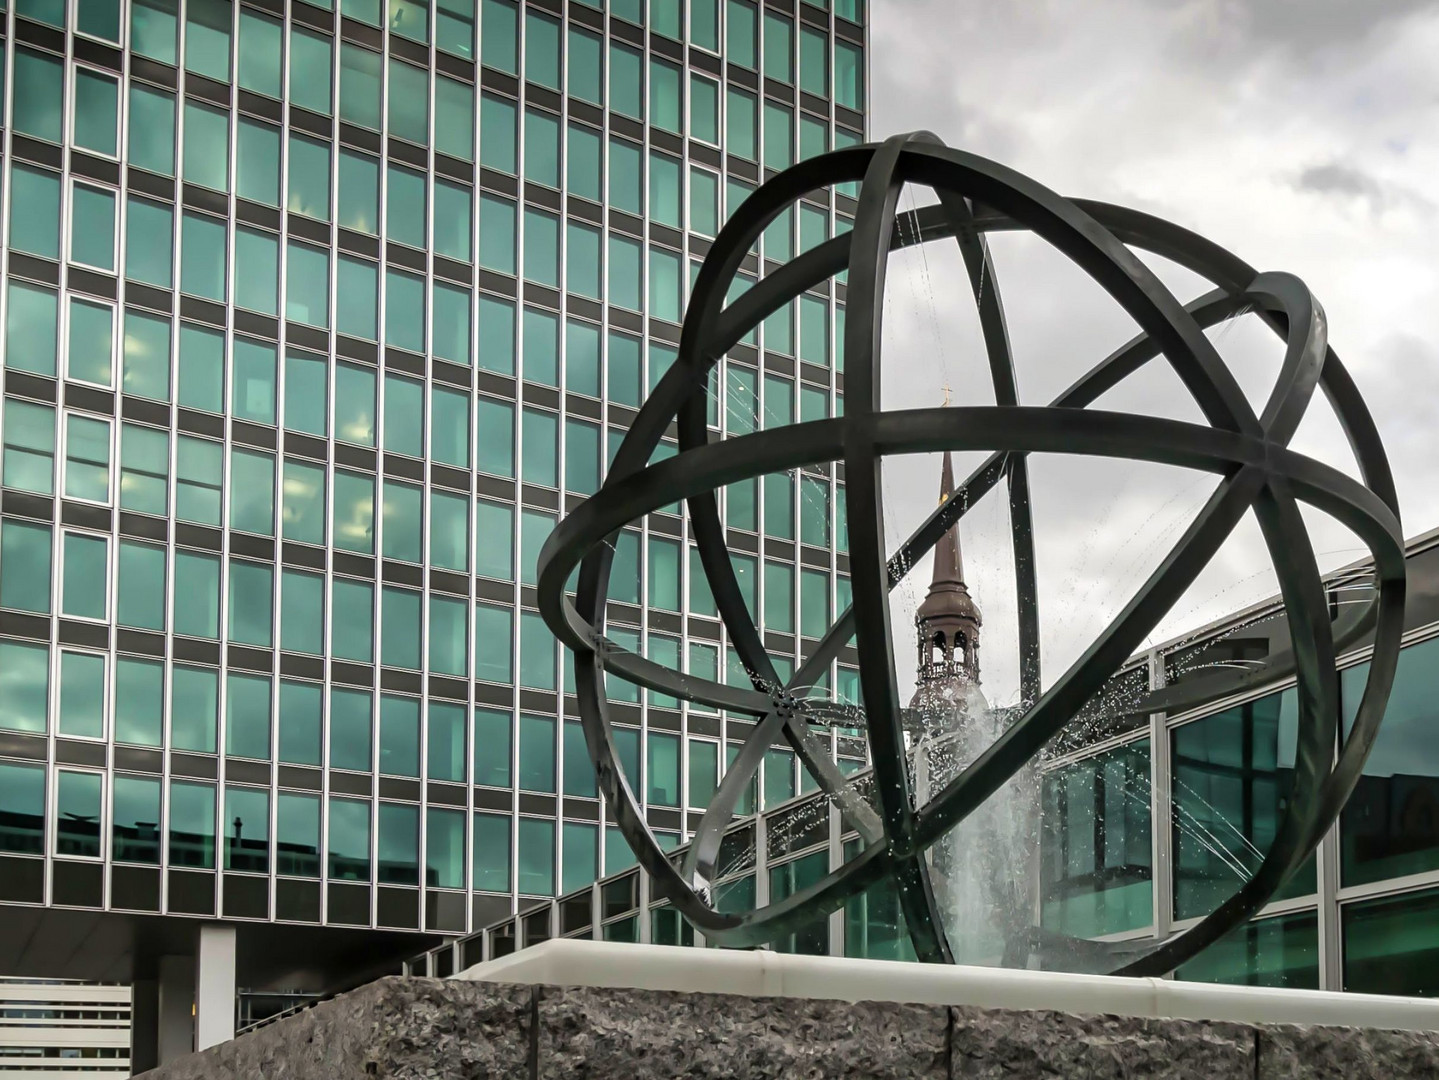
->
xmin=537 ymin=132 xmax=1406 ymax=972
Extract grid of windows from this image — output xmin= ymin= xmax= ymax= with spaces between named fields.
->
xmin=0 ymin=0 xmax=866 ymax=933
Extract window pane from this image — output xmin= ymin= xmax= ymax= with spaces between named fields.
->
xmin=649 ymin=59 xmax=681 ymax=134
xmin=170 ymin=780 xmax=216 ymax=867
xmin=128 ymin=84 xmax=176 ymax=175
xmin=475 ymin=501 xmax=514 ymax=580
xmin=427 ymin=701 xmax=467 ymax=782
xmin=234 ymin=228 xmax=279 ymax=315
xmin=172 ymin=551 xmax=220 ymax=638
xmin=328 ymin=797 xmax=371 ymax=880
xmin=278 ymin=681 xmax=322 ymax=766
xmin=287 ymin=242 xmax=330 ymax=328
xmin=435 ymin=77 xmax=474 ymax=161
xmin=474 ymin=603 xmax=513 ymax=683
xmin=117 ymin=539 xmax=166 ymax=630
xmin=432 ymin=388 xmax=470 ymax=468
xmin=183 ymin=101 xmax=230 ymax=193
xmin=181 ymin=212 xmax=227 ymax=301
xmin=277 ymin=792 xmax=321 ymax=877
xmin=291 ymin=27 xmax=333 ymax=115
xmin=478 ymin=193 xmax=517 ymax=273
xmin=11 ymin=166 xmax=61 ymax=260
xmin=383 ymin=374 xmax=424 ymax=457
xmin=228 ymin=559 xmax=274 ymax=647
xmin=333 ymin=471 xmax=376 ymax=554
xmin=171 ymin=666 xmax=218 ymax=753
xmin=568 ymin=28 xmax=602 ymax=103
xmin=379 ymin=695 xmax=420 ymax=776
xmin=122 ymin=309 xmax=172 ymax=403
xmin=115 ymin=658 xmax=164 ymax=746
xmin=330 ymin=687 xmax=373 ymax=770
xmin=131 ymin=0 xmax=178 ymax=63
xmin=3 ymin=400 xmax=56 ymax=495
xmin=232 ymin=339 xmax=277 ymax=424
xmin=175 ymin=438 xmax=222 ymax=526
xmin=517 ymin=817 xmax=554 ymax=894
xmin=281 ymin=568 xmax=324 ymax=653
xmin=13 ymin=49 xmax=64 ymax=144
xmin=331 ymin=578 xmax=373 ymax=660
xmin=609 ymin=138 xmax=641 ymax=215
xmin=386 ymin=269 xmax=425 ymax=352
xmin=433 ymin=282 xmax=471 ymax=365
xmin=567 ymin=122 xmax=602 ymax=201
xmin=56 ymin=772 xmax=103 ymax=858
xmin=73 ymin=70 xmax=119 ymax=157
xmin=58 ymin=651 xmax=105 ymax=739
xmin=0 ymin=641 xmax=49 ymax=734
xmin=335 ymin=363 xmax=376 ymax=447
xmin=472 ymin=811 xmax=511 ymax=892
xmin=178 ymin=324 xmax=224 ymax=412
xmin=609 ymin=43 xmax=642 ymax=119
xmin=113 ymin=776 xmax=161 ymax=864
xmin=340 ymin=43 xmax=382 ymax=130
xmin=339 ymin=148 xmax=380 ymax=233
xmin=480 ymin=0 xmax=517 ymax=73
xmin=237 ymin=117 xmax=281 ymax=205
xmin=288 ymin=134 xmax=331 ymax=220
xmin=430 ymin=490 xmax=469 ymax=571
xmin=238 ymin=10 xmax=282 ymax=97
xmin=388 ymin=58 xmax=429 ymax=144
xmin=427 ymin=807 xmax=466 ymax=889
xmin=473 ymin=707 xmax=512 ymax=788
xmin=381 ymin=586 xmax=421 ymax=669
xmin=381 ymin=480 xmax=422 ymax=563
xmin=434 ymin=180 xmax=472 ymax=262
xmin=67 ymin=298 xmax=114 ymax=386
xmin=225 ymin=785 xmax=270 ymax=872
xmin=226 ymin=672 xmax=272 ymax=760
xmin=477 ymin=296 xmax=516 ymax=376
xmin=430 ymin=596 xmax=468 ymax=675
xmin=337 ymin=257 xmax=379 ymax=340
xmin=64 ymin=417 xmax=111 ymax=503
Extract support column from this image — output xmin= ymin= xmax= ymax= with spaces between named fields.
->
xmin=156 ymin=955 xmax=194 ymax=1066
xmin=195 ymin=924 xmax=237 ymax=1051
xmin=129 ymin=979 xmax=158 ymax=1075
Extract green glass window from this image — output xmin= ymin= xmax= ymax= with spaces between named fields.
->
xmin=0 ymin=641 xmax=49 ymax=734
xmin=328 ymin=797 xmax=371 ymax=880
xmin=428 ymin=701 xmax=467 ymax=782
xmin=692 ymin=0 xmax=719 ymax=50
xmin=388 ymin=57 xmax=429 ymax=144
xmin=112 ymin=775 xmax=161 ymax=864
xmin=650 ymin=152 xmax=682 ymax=228
xmin=333 ymin=470 xmax=376 ymax=554
xmin=379 ymin=695 xmax=420 ymax=776
xmin=477 ymin=399 xmax=518 ymax=474
xmin=228 ymin=447 xmax=275 ymax=535
xmin=607 ymin=331 xmax=642 ymax=407
xmin=434 ymin=180 xmax=472 ymax=262
xmin=71 ymin=184 xmax=117 ymax=272
xmin=381 ymin=586 xmax=421 ymax=669
xmin=131 ymin=0 xmax=178 ymax=62
xmin=474 ymin=707 xmax=512 ymax=788
xmin=763 ymin=102 xmax=794 ymax=171
xmin=562 ymin=821 xmax=597 ymax=894
xmin=727 ymin=0 xmax=757 ymax=68
xmin=171 ymin=665 xmax=218 ymax=752
xmin=648 ymin=733 xmax=680 ymax=807
xmin=474 ymin=603 xmax=514 ymax=683
xmin=477 ymin=296 xmax=516 ymax=376
xmin=340 ymin=43 xmax=382 ymax=129
xmin=178 ymin=324 xmax=224 ymax=413
xmin=58 ymin=533 xmax=105 ymax=623
xmin=431 ymin=596 xmax=468 ymax=675
xmin=386 ymin=163 xmax=427 ymax=248
xmin=563 ymin=720 xmax=596 ymax=798
xmin=427 ymin=807 xmax=466 ymax=889
xmin=726 ymin=87 xmax=757 ymax=162
xmin=836 ymin=0 xmax=863 ymax=21
xmin=800 ymin=474 xmax=831 ymax=547
xmin=763 ymin=560 xmax=795 ymax=633
xmin=175 ymin=437 xmax=222 ymax=526
xmin=127 ymin=84 xmax=176 ymax=175
xmin=6 ymin=282 xmax=58 ymax=377
xmin=226 ymin=672 xmax=272 ymax=760
xmin=608 ymin=235 xmax=642 ymax=312
xmin=288 ymin=134 xmax=331 ymax=220
xmin=522 ymin=306 xmax=559 ymax=385
xmin=519 ymin=609 xmax=556 ymax=690
xmin=383 ymin=373 xmax=424 ymax=457
xmin=184 ymin=0 xmax=231 ymax=80
xmin=11 ymin=166 xmax=61 ymax=260
xmin=237 ymin=117 xmax=281 ymax=206
xmin=649 ymin=247 xmax=682 ymax=324
xmin=690 ymin=75 xmax=719 ymax=144
xmin=57 ymin=651 xmax=105 ymax=739
xmin=385 ymin=268 xmax=425 ymax=352
xmin=566 ymin=319 xmax=600 ymax=397
xmin=519 ymin=509 xmax=553 ymax=588
xmin=686 ymin=740 xmax=720 ymax=813
xmin=225 ymin=785 xmax=270 ymax=872
xmin=481 ymin=0 xmax=518 ymax=72
xmin=1177 ymin=911 xmax=1318 ymax=990
xmin=800 ymin=114 xmax=828 ymax=162
xmin=114 ymin=657 xmax=164 ymax=747
xmin=433 ymin=282 xmax=472 ymax=365
xmin=336 ymin=258 xmax=378 ymax=341
xmin=331 ymin=579 xmax=374 ymax=663
xmin=238 ymin=9 xmax=282 ymax=97
xmin=763 ymin=12 xmax=794 ymax=83
xmin=479 ymin=193 xmax=517 ymax=274
xmin=122 ymin=308 xmax=172 ymax=403
xmin=390 ymin=0 xmax=428 ymax=43
xmin=13 ymin=49 xmax=63 ymax=144
xmin=338 ymin=149 xmax=380 ymax=235
xmin=522 ymin=208 xmax=560 ymax=287
xmin=517 ymin=817 xmax=554 ymax=894
xmin=564 ymin=419 xmax=600 ymax=495
xmin=609 ymin=137 xmax=642 ymax=215
xmin=56 ymin=771 xmax=103 ymax=858
xmin=431 ymin=387 xmax=470 ymax=468
xmin=609 ymin=43 xmax=643 ymax=119
xmin=800 ymin=567 xmax=831 ymax=638
xmin=472 ymin=811 xmax=511 ymax=892
xmin=763 ymin=205 xmax=794 ymax=263
xmin=66 ymin=298 xmax=113 ymax=386
xmin=437 ymin=0 xmax=474 ymax=59
xmin=800 ymin=26 xmax=828 ymax=97
xmin=232 ymin=338 xmax=277 ymax=424
xmin=524 ymin=108 xmax=561 ymax=188
xmin=2 ymin=400 xmax=55 ymax=495
xmin=169 ymin=780 xmax=217 ymax=868
xmin=568 ymin=27 xmax=602 ymax=103
xmin=329 ymin=687 xmax=373 ymax=771
xmin=836 ymin=42 xmax=864 ymax=110
xmin=525 ymin=9 xmax=560 ymax=88
xmin=567 ymin=123 xmax=602 ymax=202
xmin=183 ymin=101 xmax=230 ymax=193
xmin=649 ymin=59 xmax=682 ymax=133
xmin=277 ymin=791 xmax=321 ymax=876
xmin=480 ymin=93 xmax=517 ymax=173
xmin=180 ymin=212 xmax=226 ymax=301
xmin=381 ymin=480 xmax=422 ymax=563
xmin=281 ymin=568 xmax=324 ymax=654
xmin=64 ymin=416 xmax=111 ymax=504
xmin=475 ymin=501 xmax=514 ymax=580
xmin=290 ymin=27 xmax=333 ymax=114
xmin=287 ymin=241 xmax=330 ymax=328
xmin=430 ymin=490 xmax=469 ymax=572
xmin=652 ymin=0 xmax=680 ymax=37
xmin=234 ymin=228 xmax=279 ymax=316
xmin=283 ymin=351 xmax=326 ymax=437
xmin=520 ymin=408 xmax=558 ymax=488
xmin=335 ymin=363 xmax=376 ymax=446
xmin=228 ymin=559 xmax=273 ymax=647
xmin=171 ymin=551 xmax=220 ymax=640
xmin=282 ymin=459 xmax=325 ymax=547
xmin=73 ymin=69 xmax=119 ymax=157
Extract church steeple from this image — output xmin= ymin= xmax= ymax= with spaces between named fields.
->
xmin=909 ymin=451 xmax=982 ymax=707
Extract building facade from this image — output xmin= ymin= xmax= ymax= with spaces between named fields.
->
xmin=0 ymin=0 xmax=869 ymax=1065
xmin=407 ymin=530 xmax=1439 ymax=1001
xmin=0 ymin=980 xmax=130 ymax=1079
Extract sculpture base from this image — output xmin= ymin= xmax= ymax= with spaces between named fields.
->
xmin=143 ymin=941 xmax=1439 ymax=1079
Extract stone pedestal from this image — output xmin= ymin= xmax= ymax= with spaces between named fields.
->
xmin=139 ymin=976 xmax=1439 ymax=1079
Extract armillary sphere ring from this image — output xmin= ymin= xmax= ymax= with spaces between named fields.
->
xmin=535 ymin=131 xmax=1405 ymax=973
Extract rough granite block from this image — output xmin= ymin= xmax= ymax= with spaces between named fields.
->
xmin=143 ymin=977 xmax=531 ymax=1079
xmin=535 ymin=984 xmax=949 ymax=1079
xmin=1257 ymin=1024 xmax=1439 ymax=1079
xmin=949 ymin=1006 xmax=1256 ymax=1079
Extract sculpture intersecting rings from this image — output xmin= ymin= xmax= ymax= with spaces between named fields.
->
xmin=536 ymin=132 xmax=1405 ymax=972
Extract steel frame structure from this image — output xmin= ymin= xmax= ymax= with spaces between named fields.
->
xmin=536 ymin=132 xmax=1406 ymax=972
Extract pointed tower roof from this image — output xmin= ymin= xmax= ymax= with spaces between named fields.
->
xmin=916 ymin=451 xmax=981 ymax=626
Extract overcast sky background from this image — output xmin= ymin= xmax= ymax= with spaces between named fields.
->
xmin=862 ymin=1 xmax=1439 ymax=705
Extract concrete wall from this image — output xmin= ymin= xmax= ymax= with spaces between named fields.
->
xmin=140 ymin=976 xmax=1439 ymax=1079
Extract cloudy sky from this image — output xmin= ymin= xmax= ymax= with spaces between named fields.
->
xmin=862 ymin=1 xmax=1439 ymax=704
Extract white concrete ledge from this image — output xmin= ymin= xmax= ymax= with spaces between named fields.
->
xmin=456 ymin=938 xmax=1439 ymax=1032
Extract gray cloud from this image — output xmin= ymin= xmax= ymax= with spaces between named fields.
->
xmin=1295 ymin=161 xmax=1434 ymax=215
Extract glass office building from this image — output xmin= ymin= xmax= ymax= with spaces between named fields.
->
xmin=410 ymin=532 xmax=1439 ymax=1001
xmin=0 ymin=0 xmax=869 ymax=1059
